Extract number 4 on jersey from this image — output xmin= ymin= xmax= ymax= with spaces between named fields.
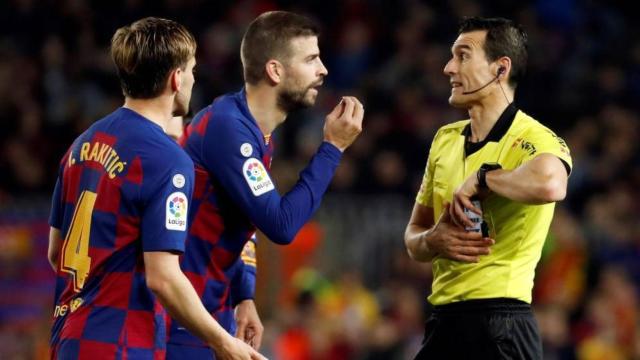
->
xmin=61 ymin=190 xmax=96 ymax=292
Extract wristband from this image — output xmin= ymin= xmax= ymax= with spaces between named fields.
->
xmin=477 ymin=163 xmax=502 ymax=190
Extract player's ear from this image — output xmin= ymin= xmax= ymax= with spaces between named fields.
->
xmin=170 ymin=67 xmax=183 ymax=92
xmin=265 ymin=59 xmax=283 ymax=85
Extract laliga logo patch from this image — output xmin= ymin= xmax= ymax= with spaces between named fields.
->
xmin=243 ymin=158 xmax=274 ymax=196
xmin=166 ymin=192 xmax=188 ymax=231
xmin=246 ymin=161 xmax=265 ymax=182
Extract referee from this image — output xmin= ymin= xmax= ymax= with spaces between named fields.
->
xmin=404 ymin=17 xmax=571 ymax=359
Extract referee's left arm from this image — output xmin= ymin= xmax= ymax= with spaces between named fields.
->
xmin=451 ymin=153 xmax=568 ymax=227
xmin=483 ymin=153 xmax=568 ymax=204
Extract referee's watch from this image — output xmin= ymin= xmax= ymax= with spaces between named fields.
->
xmin=477 ymin=163 xmax=502 ymax=190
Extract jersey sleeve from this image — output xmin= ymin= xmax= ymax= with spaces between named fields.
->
xmin=201 ymin=113 xmax=342 ymax=245
xmin=230 ymin=235 xmax=257 ymax=306
xmin=140 ymin=151 xmax=195 ymax=252
xmin=416 ymin=132 xmax=441 ymax=207
xmin=49 ymin=174 xmax=64 ymax=229
xmin=49 ymin=148 xmax=72 ymax=229
xmin=519 ymin=125 xmax=572 ymax=175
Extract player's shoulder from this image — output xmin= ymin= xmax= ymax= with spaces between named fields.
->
xmin=210 ymin=93 xmax=249 ymax=127
xmin=204 ymin=92 xmax=261 ymax=144
xmin=432 ymin=119 xmax=469 ymax=143
xmin=512 ymin=110 xmax=561 ymax=138
xmin=125 ymin=116 xmax=193 ymax=175
xmin=76 ymin=109 xmax=120 ymax=139
xmin=438 ymin=119 xmax=469 ymax=132
xmin=139 ymin=141 xmax=193 ymax=194
xmin=67 ymin=109 xmax=128 ymax=158
xmin=147 ymin=136 xmax=193 ymax=170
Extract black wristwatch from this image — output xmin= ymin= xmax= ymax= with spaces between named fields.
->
xmin=477 ymin=163 xmax=502 ymax=190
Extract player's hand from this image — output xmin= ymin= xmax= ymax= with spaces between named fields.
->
xmin=427 ymin=203 xmax=494 ymax=263
xmin=450 ymin=172 xmax=484 ymax=228
xmin=215 ymin=335 xmax=268 ymax=360
xmin=234 ymin=299 xmax=264 ymax=350
xmin=323 ymin=96 xmax=364 ymax=152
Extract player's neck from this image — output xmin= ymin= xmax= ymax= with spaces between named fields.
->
xmin=245 ymin=83 xmax=287 ymax=137
xmin=467 ymin=98 xmax=509 ymax=142
xmin=123 ymin=97 xmax=173 ymax=132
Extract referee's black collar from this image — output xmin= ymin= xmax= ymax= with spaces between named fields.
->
xmin=462 ymin=103 xmax=518 ymax=155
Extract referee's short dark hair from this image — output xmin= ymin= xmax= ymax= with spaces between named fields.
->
xmin=459 ymin=17 xmax=528 ymax=89
xmin=240 ymin=11 xmax=320 ymax=85
xmin=111 ymin=17 xmax=196 ymax=99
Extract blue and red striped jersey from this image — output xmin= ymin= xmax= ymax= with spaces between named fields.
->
xmin=48 ymin=107 xmax=194 ymax=359
xmin=168 ymin=88 xmax=342 ymax=349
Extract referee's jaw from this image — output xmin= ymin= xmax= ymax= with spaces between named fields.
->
xmin=448 ymin=94 xmax=471 ymax=109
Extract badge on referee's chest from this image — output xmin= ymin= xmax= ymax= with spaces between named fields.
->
xmin=464 ymin=199 xmax=489 ymax=237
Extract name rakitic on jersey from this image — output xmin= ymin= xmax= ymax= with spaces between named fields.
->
xmin=73 ymin=141 xmax=127 ymax=179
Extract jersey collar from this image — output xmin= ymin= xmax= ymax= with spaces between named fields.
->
xmin=234 ymin=87 xmax=273 ymax=149
xmin=235 ymin=87 xmax=258 ymax=128
xmin=462 ymin=103 xmax=518 ymax=156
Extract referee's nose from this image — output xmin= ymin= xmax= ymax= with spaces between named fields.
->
xmin=444 ymin=58 xmax=457 ymax=77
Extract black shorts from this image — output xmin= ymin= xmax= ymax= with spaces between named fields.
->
xmin=413 ymin=298 xmax=542 ymax=360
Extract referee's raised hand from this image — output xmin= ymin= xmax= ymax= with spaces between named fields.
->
xmin=428 ymin=203 xmax=494 ymax=263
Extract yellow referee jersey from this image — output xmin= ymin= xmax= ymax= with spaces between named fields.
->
xmin=416 ymin=106 xmax=572 ymax=305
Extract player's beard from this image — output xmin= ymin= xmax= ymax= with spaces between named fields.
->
xmin=277 ymin=78 xmax=322 ymax=113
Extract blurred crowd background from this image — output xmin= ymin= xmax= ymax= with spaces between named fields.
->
xmin=1 ymin=0 xmax=639 ymax=359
